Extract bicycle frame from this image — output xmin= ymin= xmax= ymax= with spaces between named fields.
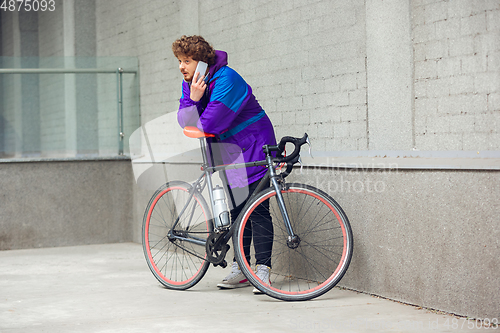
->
xmin=143 ymin=127 xmax=353 ymax=300
xmin=167 ymin=136 xmax=295 ymax=254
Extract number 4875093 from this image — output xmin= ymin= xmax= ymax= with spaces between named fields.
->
xmin=0 ymin=0 xmax=56 ymax=11
xmin=443 ymin=317 xmax=498 ymax=329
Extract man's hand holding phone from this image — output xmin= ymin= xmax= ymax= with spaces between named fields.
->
xmin=190 ymin=61 xmax=208 ymax=102
xmin=190 ymin=71 xmax=207 ymax=102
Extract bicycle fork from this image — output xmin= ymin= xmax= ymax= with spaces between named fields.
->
xmin=266 ymin=154 xmax=301 ymax=249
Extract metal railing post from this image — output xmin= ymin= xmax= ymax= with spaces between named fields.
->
xmin=116 ymin=67 xmax=124 ymax=155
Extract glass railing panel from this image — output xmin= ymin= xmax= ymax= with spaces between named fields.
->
xmin=0 ymin=56 xmax=140 ymax=160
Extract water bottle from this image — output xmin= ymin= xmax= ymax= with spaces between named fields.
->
xmin=213 ymin=185 xmax=230 ymax=228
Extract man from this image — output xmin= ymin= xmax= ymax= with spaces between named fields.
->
xmin=172 ymin=35 xmax=276 ymax=293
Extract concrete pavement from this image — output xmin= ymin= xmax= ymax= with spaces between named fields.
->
xmin=0 ymin=243 xmax=485 ymax=332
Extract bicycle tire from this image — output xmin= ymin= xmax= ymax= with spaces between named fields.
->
xmin=142 ymin=181 xmax=212 ymax=290
xmin=233 ymin=183 xmax=353 ymax=301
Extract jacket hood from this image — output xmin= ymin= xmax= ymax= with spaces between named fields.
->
xmin=208 ymin=50 xmax=228 ymax=79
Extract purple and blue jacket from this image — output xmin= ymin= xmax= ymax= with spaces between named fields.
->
xmin=177 ymin=50 xmax=276 ymax=188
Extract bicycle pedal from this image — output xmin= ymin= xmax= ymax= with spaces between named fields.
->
xmin=213 ymin=260 xmax=227 ymax=268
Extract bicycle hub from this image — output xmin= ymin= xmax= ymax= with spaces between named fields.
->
xmin=287 ymin=235 xmax=301 ymax=249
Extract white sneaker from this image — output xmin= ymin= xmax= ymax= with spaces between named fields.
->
xmin=253 ymin=265 xmax=271 ymax=294
xmin=217 ymin=262 xmax=250 ymax=289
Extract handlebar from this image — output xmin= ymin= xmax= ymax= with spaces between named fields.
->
xmin=281 ymin=154 xmax=301 ymax=177
xmin=265 ymin=133 xmax=309 ymax=177
xmin=270 ymin=133 xmax=309 ymax=177
xmin=268 ymin=133 xmax=309 ymax=163
xmin=278 ymin=134 xmax=308 ymax=162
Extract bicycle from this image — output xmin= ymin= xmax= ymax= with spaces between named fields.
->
xmin=142 ymin=126 xmax=353 ymax=301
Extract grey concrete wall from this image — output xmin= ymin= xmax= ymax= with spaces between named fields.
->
xmin=0 ymin=159 xmax=134 ymax=250
xmin=289 ymin=167 xmax=499 ymax=319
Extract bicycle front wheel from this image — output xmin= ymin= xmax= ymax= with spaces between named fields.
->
xmin=233 ymin=183 xmax=353 ymax=301
xmin=143 ymin=181 xmax=212 ymax=290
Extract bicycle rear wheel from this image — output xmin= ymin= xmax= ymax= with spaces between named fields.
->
xmin=143 ymin=181 xmax=212 ymax=290
xmin=233 ymin=183 xmax=353 ymax=301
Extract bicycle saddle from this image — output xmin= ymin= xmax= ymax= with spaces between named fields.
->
xmin=183 ymin=126 xmax=215 ymax=138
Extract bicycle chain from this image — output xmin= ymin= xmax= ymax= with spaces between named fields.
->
xmin=168 ymin=230 xmax=229 ymax=266
xmin=169 ymin=239 xmax=207 ymax=262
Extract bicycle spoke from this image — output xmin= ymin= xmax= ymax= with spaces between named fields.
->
xmin=143 ymin=182 xmax=212 ymax=290
xmin=234 ymin=184 xmax=352 ymax=301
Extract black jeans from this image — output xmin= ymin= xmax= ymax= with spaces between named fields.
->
xmin=229 ymin=179 xmax=273 ymax=268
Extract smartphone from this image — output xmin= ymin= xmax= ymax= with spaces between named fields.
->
xmin=194 ymin=61 xmax=208 ymax=82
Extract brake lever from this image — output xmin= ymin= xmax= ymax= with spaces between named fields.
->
xmin=306 ymin=136 xmax=313 ymax=158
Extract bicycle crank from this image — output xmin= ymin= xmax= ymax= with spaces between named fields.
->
xmin=206 ymin=232 xmax=229 ymax=267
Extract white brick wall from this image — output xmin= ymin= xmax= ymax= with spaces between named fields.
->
xmin=93 ymin=0 xmax=368 ymax=153
xmin=96 ymin=0 xmax=181 ymax=124
xmin=412 ymin=0 xmax=500 ymax=150
xmin=197 ymin=0 xmax=368 ymax=151
xmin=95 ymin=0 xmax=183 ymax=159
xmin=2 ymin=0 xmax=499 ymax=156
xmin=91 ymin=0 xmax=500 ymax=154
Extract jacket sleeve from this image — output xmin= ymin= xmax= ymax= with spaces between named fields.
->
xmin=195 ymin=69 xmax=250 ymax=135
xmin=177 ymin=81 xmax=203 ymax=128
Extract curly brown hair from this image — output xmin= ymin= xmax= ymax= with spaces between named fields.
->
xmin=172 ymin=35 xmax=216 ymax=66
